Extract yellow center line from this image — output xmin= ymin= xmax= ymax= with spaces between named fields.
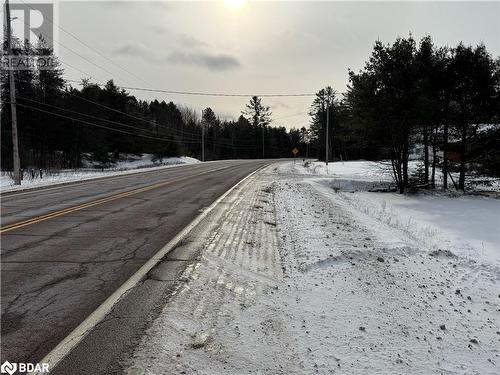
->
xmin=0 ymin=166 xmax=231 ymax=234
xmin=0 ymin=162 xmax=214 ymax=200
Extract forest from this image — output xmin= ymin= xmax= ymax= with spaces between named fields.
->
xmin=2 ymin=35 xmax=499 ymax=193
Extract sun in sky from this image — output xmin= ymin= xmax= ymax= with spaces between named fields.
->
xmin=224 ymin=0 xmax=246 ymax=12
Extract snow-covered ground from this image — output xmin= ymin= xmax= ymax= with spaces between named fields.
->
xmin=0 ymin=155 xmax=199 ymax=192
xmin=293 ymin=160 xmax=395 ymax=182
xmin=295 ymin=159 xmax=500 ymax=192
xmin=294 ymin=160 xmax=500 ymax=265
xmin=125 ymin=161 xmax=500 ymax=374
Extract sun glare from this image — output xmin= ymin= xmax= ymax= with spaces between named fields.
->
xmin=224 ymin=0 xmax=245 ymax=11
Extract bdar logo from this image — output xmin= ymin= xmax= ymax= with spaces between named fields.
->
xmin=0 ymin=361 xmax=17 ymax=375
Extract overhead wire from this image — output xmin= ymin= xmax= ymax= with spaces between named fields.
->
xmin=65 ymin=79 xmax=316 ymax=98
xmin=7 ymin=7 xmax=315 ymax=151
xmin=12 ymin=16 xmax=133 ymax=85
xmin=12 ymin=6 xmax=315 ymax=98
xmin=14 ymin=102 xmax=181 ymax=142
xmin=35 ymin=80 xmax=266 ymax=146
xmin=17 ymin=0 xmax=148 ymax=85
xmin=11 ymin=101 xmax=260 ymax=150
xmin=17 ymin=95 xmax=165 ymax=137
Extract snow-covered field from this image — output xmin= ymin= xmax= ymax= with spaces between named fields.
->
xmin=126 ymin=161 xmax=499 ymax=374
xmin=294 ymin=161 xmax=500 ymax=265
xmin=0 ymin=155 xmax=199 ymax=192
xmin=295 ymin=159 xmax=500 ymax=192
xmin=293 ymin=159 xmax=395 ymax=182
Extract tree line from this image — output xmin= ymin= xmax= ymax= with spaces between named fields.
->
xmin=308 ymin=35 xmax=499 ymax=192
xmin=1 ymin=41 xmax=306 ymax=172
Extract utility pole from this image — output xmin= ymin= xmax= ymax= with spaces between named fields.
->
xmin=325 ymin=102 xmax=329 ymax=167
xmin=201 ymin=110 xmax=205 ymax=162
xmin=262 ymin=125 xmax=265 ymax=159
xmin=5 ymin=0 xmax=21 ymax=184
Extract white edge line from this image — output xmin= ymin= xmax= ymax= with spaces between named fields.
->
xmin=29 ymin=163 xmax=269 ymax=374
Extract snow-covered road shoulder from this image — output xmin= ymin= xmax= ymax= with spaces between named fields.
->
xmin=125 ymin=165 xmax=296 ymax=374
xmin=125 ymin=161 xmax=499 ymax=374
xmin=0 ymin=155 xmax=199 ymax=193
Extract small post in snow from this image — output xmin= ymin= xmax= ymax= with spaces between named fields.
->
xmin=292 ymin=147 xmax=299 ymax=165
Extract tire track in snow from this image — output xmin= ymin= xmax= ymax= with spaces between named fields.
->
xmin=125 ymin=168 xmax=298 ymax=375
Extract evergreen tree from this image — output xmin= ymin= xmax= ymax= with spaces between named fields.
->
xmin=309 ymin=86 xmax=335 ymax=160
xmin=242 ymin=96 xmax=272 ymax=158
xmin=449 ymin=43 xmax=498 ymax=190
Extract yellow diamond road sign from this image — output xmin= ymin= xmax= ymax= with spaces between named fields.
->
xmin=292 ymin=148 xmax=299 ymax=156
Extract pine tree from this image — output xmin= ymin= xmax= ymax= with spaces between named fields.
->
xmin=449 ymin=43 xmax=498 ymax=190
xmin=309 ymin=87 xmax=335 ymax=160
xmin=242 ymin=96 xmax=272 ymax=158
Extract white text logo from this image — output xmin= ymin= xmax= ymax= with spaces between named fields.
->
xmin=0 ymin=362 xmax=17 ymax=375
xmin=1 ymin=361 xmax=50 ymax=374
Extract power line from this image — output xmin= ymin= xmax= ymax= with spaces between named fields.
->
xmin=17 ymin=95 xmax=208 ymax=143
xmin=49 ymin=81 xmax=261 ymax=145
xmin=66 ymin=80 xmax=316 ymax=98
xmin=14 ymin=102 xmax=180 ymax=142
xmin=17 ymin=96 xmax=163 ymax=137
xmin=12 ymin=16 xmax=133 ymax=85
xmin=18 ymin=0 xmax=148 ymax=85
xmin=12 ymin=10 xmax=316 ymax=98
xmin=12 ymin=102 xmax=260 ymax=150
xmin=16 ymin=0 xmax=320 ymax=101
xmin=124 ymin=87 xmax=316 ymax=98
xmin=17 ymin=80 xmax=310 ymax=148
xmin=13 ymin=75 xmax=311 ymax=148
xmin=54 ymin=81 xmax=207 ymax=139
xmin=13 ymin=5 xmax=314 ymax=99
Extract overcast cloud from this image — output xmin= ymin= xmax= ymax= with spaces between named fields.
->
xmin=166 ymin=50 xmax=241 ymax=71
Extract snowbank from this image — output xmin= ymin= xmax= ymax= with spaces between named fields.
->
xmin=0 ymin=155 xmax=199 ymax=192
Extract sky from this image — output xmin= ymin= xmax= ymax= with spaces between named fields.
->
xmin=12 ymin=1 xmax=500 ymax=129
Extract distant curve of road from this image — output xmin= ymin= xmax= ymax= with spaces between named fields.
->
xmin=0 ymin=159 xmax=271 ymax=365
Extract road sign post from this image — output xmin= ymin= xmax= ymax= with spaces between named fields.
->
xmin=292 ymin=148 xmax=299 ymax=164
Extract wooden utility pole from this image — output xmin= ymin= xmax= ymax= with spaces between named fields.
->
xmin=5 ymin=0 xmax=21 ymax=184
xmin=262 ymin=125 xmax=265 ymax=159
xmin=201 ymin=110 xmax=205 ymax=162
xmin=325 ymin=103 xmax=329 ymax=167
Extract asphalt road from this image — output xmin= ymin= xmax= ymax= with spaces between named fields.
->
xmin=0 ymin=159 xmax=270 ymax=366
